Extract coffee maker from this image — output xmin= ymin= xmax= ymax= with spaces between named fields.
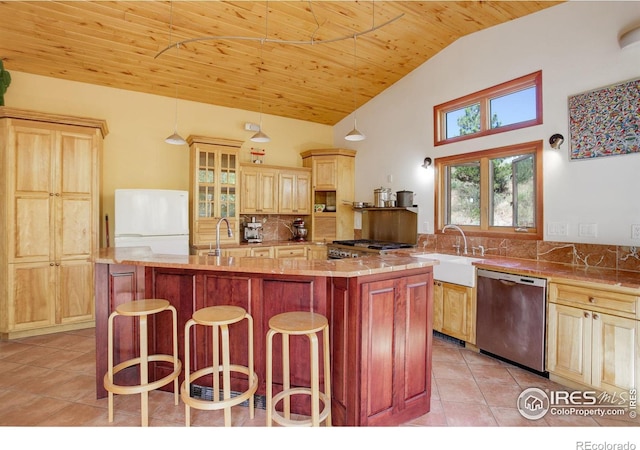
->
xmin=292 ymin=218 xmax=308 ymax=241
xmin=243 ymin=217 xmax=263 ymax=243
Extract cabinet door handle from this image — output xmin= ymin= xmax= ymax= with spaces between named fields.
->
xmin=50 ymin=262 xmax=55 ymax=266
xmin=583 ymin=312 xmax=590 ymax=319
xmin=593 ymin=313 xmax=599 ymax=320
xmin=50 ymin=192 xmax=54 ymax=196
xmin=588 ymin=297 xmax=596 ymax=303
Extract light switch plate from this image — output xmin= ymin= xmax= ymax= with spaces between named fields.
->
xmin=632 ymin=224 xmax=640 ymax=240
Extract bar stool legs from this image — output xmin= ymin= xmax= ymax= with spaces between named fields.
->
xmin=266 ymin=311 xmax=331 ymax=427
xmin=104 ymin=299 xmax=182 ymax=427
xmin=181 ymin=305 xmax=258 ymax=427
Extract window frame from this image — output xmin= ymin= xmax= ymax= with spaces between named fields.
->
xmin=433 ymin=71 xmax=543 ymax=146
xmin=434 ymin=140 xmax=544 ymax=240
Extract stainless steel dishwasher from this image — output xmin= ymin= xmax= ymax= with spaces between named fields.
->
xmin=476 ymin=269 xmax=548 ymax=373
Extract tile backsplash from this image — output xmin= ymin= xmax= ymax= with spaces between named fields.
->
xmin=416 ymin=233 xmax=640 ymax=273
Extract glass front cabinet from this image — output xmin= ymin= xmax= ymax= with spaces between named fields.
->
xmin=188 ymin=136 xmax=242 ymax=253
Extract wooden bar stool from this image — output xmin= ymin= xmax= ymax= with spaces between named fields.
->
xmin=181 ymin=305 xmax=258 ymax=427
xmin=266 ymin=311 xmax=331 ymax=427
xmin=103 ymin=299 xmax=181 ymax=427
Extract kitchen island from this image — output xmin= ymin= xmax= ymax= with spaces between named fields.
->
xmin=94 ymin=247 xmax=436 ymax=426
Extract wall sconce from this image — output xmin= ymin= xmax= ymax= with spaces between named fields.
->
xmin=619 ymin=25 xmax=640 ymax=50
xmin=549 ymin=134 xmax=564 ymax=149
xmin=421 ymin=157 xmax=432 ymax=168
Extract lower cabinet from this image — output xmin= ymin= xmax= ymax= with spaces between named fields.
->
xmin=195 ymin=244 xmax=324 ymax=259
xmin=250 ymin=247 xmax=274 ymax=257
xmin=6 ymin=260 xmax=94 ymax=336
xmin=433 ymin=280 xmax=476 ymax=344
xmin=221 ymin=247 xmax=251 ymax=257
xmin=273 ymin=245 xmax=307 ymax=259
xmin=352 ymin=272 xmax=433 ymax=426
xmin=307 ymin=244 xmax=328 ymax=260
xmin=547 ymin=280 xmax=639 ymax=394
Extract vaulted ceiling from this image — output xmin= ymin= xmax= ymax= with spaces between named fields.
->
xmin=0 ymin=1 xmax=562 ymax=125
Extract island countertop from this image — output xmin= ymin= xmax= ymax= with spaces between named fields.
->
xmin=95 ymin=246 xmax=438 ymax=278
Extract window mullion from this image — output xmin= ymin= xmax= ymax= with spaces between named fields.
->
xmin=480 ymin=99 xmax=490 ymax=133
xmin=479 ymin=157 xmax=490 ymax=231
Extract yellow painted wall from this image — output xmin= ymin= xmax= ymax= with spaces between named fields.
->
xmin=6 ymin=72 xmax=333 ymax=245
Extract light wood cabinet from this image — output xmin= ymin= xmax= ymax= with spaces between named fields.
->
xmin=0 ymin=108 xmax=107 ymax=339
xmin=307 ymin=244 xmax=327 ymax=260
xmin=301 ymin=148 xmax=356 ymax=242
xmin=188 ymin=136 xmax=241 ymax=251
xmin=251 ymin=246 xmax=274 ymax=258
xmin=433 ymin=280 xmax=476 ymax=344
xmin=240 ymin=164 xmax=278 ymax=214
xmin=547 ymin=280 xmax=640 ymax=394
xmin=273 ymin=245 xmax=307 ymax=259
xmin=278 ymin=168 xmax=311 ymax=215
xmin=240 ymin=163 xmax=311 ymax=215
xmin=221 ymin=247 xmax=251 ymax=257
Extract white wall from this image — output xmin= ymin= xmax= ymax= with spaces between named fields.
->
xmin=335 ymin=1 xmax=640 ymax=246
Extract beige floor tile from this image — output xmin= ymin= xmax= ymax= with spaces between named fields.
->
xmin=2 ymin=329 xmax=634 ymax=429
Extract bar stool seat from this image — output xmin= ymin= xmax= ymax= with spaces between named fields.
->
xmin=181 ymin=305 xmax=258 ymax=427
xmin=103 ymin=299 xmax=181 ymax=427
xmin=266 ymin=311 xmax=331 ymax=427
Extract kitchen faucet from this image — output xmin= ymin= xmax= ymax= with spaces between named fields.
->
xmin=442 ymin=224 xmax=468 ymax=255
xmin=212 ymin=217 xmax=233 ymax=256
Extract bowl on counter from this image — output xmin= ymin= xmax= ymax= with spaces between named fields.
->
xmin=325 ymin=205 xmax=336 ymax=212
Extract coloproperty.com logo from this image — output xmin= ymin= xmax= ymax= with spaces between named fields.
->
xmin=517 ymin=387 xmax=637 ymax=420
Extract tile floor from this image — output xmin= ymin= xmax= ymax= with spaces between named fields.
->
xmin=0 ymin=327 xmax=637 ymax=439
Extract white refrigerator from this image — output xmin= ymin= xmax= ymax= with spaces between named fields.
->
xmin=114 ymin=189 xmax=190 ymax=255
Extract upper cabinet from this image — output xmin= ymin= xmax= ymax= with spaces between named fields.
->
xmin=0 ymin=107 xmax=107 ymax=338
xmin=240 ymin=164 xmax=278 ymax=214
xmin=278 ymin=168 xmax=311 ymax=215
xmin=239 ymin=163 xmax=311 ymax=215
xmin=301 ymin=148 xmax=356 ymax=242
xmin=188 ymin=136 xmax=242 ymax=251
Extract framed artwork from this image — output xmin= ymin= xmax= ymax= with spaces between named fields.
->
xmin=568 ymin=77 xmax=640 ymax=160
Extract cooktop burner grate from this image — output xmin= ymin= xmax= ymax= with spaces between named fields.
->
xmin=332 ymin=239 xmax=414 ymax=250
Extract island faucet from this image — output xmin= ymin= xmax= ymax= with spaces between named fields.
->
xmin=442 ymin=224 xmax=468 ymax=255
xmin=212 ymin=217 xmax=233 ymax=256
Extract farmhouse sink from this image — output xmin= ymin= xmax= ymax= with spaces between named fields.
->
xmin=416 ymin=253 xmax=483 ymax=287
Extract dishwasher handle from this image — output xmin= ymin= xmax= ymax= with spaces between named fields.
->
xmin=477 ymin=268 xmax=547 ymax=288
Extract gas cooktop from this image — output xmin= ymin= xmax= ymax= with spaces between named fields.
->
xmin=331 ymin=239 xmax=415 ymax=250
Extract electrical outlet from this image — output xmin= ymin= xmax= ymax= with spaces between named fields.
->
xmin=547 ymin=222 xmax=568 ymax=236
xmin=632 ymin=224 xmax=640 ymax=240
xmin=579 ymin=223 xmax=597 ymax=237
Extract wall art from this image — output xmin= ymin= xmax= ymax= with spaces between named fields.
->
xmin=568 ymin=77 xmax=640 ymax=160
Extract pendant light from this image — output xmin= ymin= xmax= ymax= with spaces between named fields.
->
xmin=251 ymin=5 xmax=270 ymax=143
xmin=164 ymin=3 xmax=186 ymax=146
xmin=165 ymin=77 xmax=186 ymax=145
xmin=345 ymin=35 xmax=365 ymax=142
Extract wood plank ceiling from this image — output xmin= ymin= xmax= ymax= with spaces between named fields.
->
xmin=0 ymin=1 xmax=562 ymax=125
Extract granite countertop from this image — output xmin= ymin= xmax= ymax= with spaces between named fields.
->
xmin=95 ymin=247 xmax=436 ymax=278
xmin=409 ymin=251 xmax=640 ymax=290
xmin=191 ymin=240 xmax=326 ymax=250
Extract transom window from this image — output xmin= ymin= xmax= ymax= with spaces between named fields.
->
xmin=435 ymin=141 xmax=543 ymax=239
xmin=434 ymin=71 xmax=542 ymax=146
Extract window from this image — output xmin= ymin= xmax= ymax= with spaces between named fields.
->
xmin=434 ymin=71 xmax=542 ymax=145
xmin=435 ymin=141 xmax=543 ymax=239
